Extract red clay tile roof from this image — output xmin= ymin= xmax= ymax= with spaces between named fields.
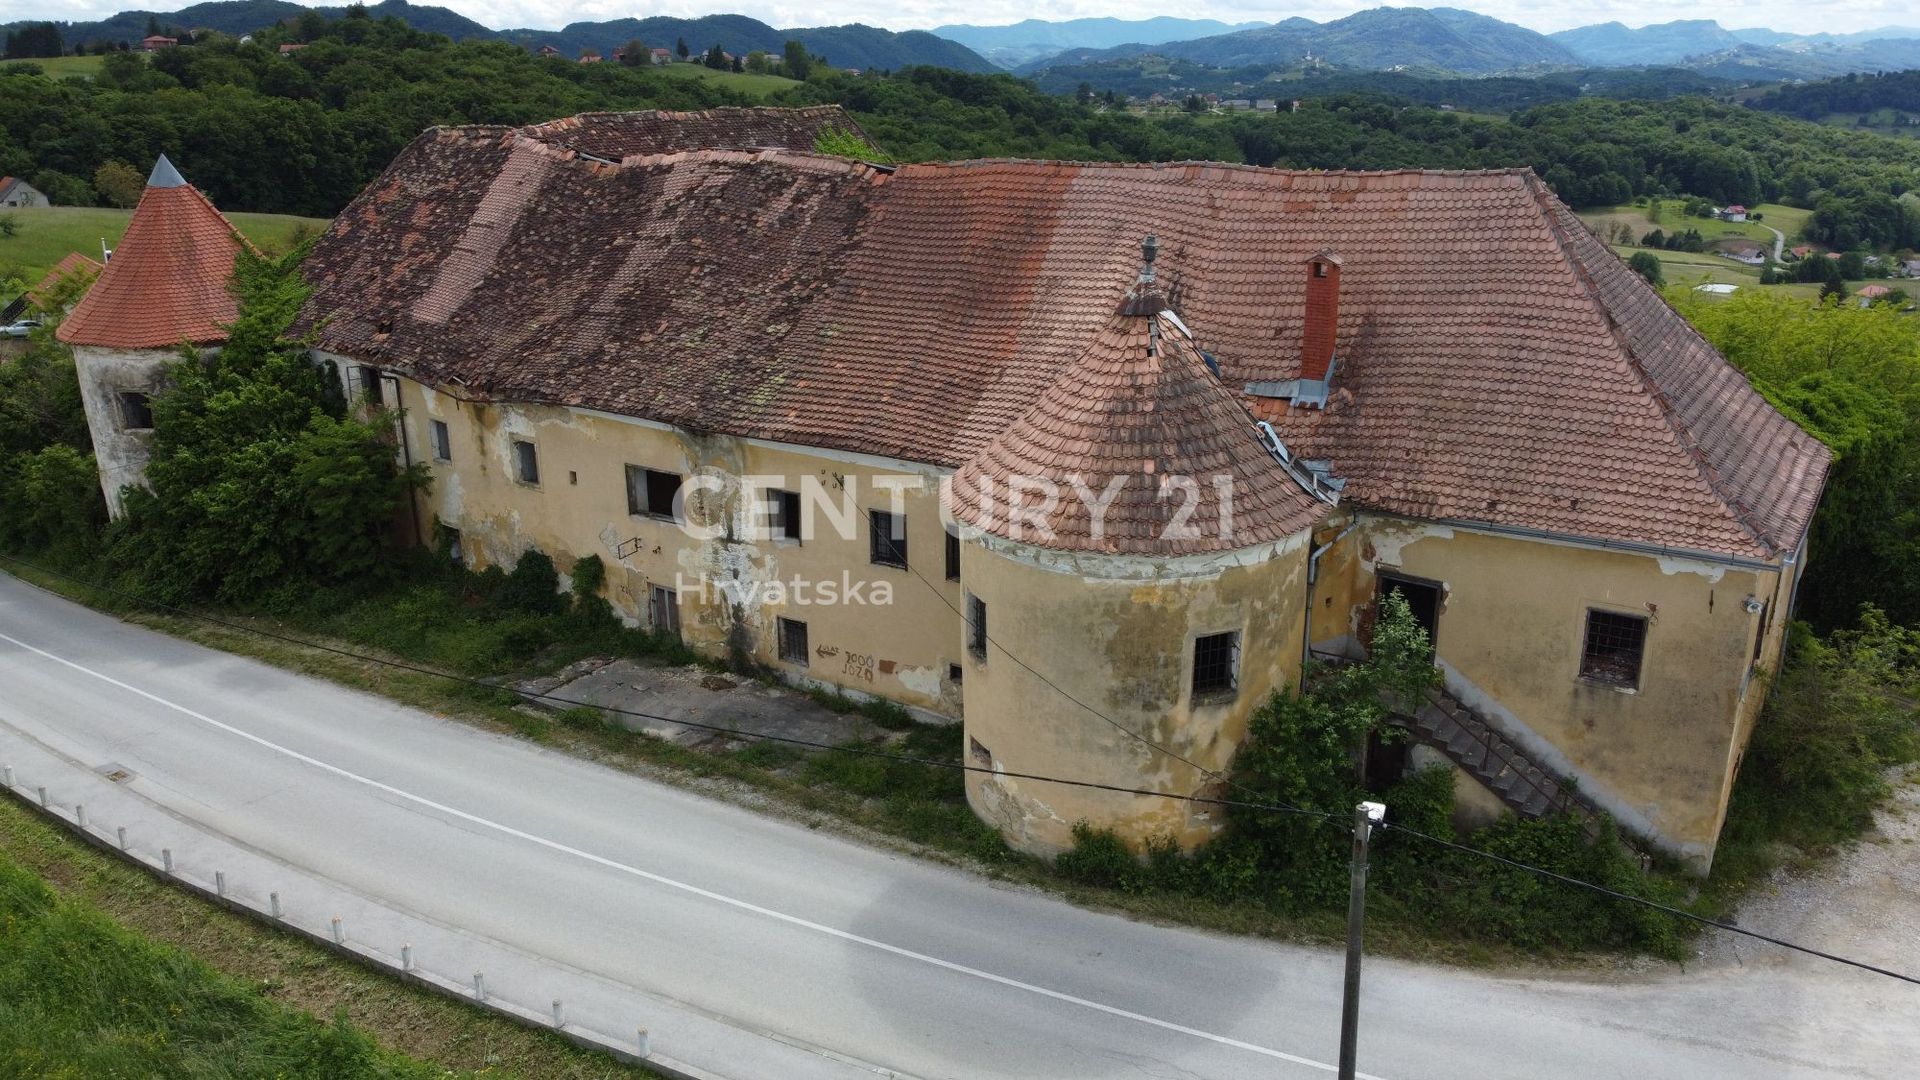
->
xmin=28 ymin=251 xmax=103 ymax=308
xmin=298 ymin=125 xmax=1829 ymax=562
xmin=950 ymin=277 xmax=1325 ymax=554
xmin=521 ymin=107 xmax=870 ymax=162
xmin=58 ymin=160 xmax=250 ymax=350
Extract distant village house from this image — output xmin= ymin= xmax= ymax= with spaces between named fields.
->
xmin=0 ymin=177 xmax=48 ymax=208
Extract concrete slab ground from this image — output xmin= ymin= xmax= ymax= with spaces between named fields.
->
xmin=515 ymin=658 xmax=890 ymax=748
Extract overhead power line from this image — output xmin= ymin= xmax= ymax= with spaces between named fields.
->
xmin=2 ymin=551 xmax=1916 ymax=987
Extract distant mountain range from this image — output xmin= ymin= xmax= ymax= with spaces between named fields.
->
xmin=975 ymin=9 xmax=1920 ymax=80
xmin=930 ymin=17 xmax=1268 ymax=68
xmin=4 ymin=1 xmax=997 ymax=73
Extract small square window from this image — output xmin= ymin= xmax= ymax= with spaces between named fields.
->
xmin=766 ymin=488 xmax=802 ymax=541
xmin=870 ymin=509 xmax=907 ymax=568
xmin=967 ymin=594 xmax=987 ymax=660
xmin=430 ymin=419 xmax=451 ymax=462
xmin=949 ymin=662 xmax=963 ymax=683
xmin=1192 ymin=631 xmax=1240 ymax=698
xmin=945 ymin=526 xmax=961 ymax=582
xmin=512 ymin=440 xmax=539 ymax=485
xmin=627 ymin=465 xmax=682 ymax=519
xmin=439 ymin=525 xmax=464 ymax=566
xmin=118 ymin=391 xmax=153 ymax=430
xmin=778 ymin=617 xmax=809 ymax=666
xmin=1580 ymin=610 xmax=1647 ymax=688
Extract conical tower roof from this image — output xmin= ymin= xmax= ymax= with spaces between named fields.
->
xmin=58 ymin=155 xmax=250 ymax=350
xmin=951 ymin=251 xmax=1329 ymax=557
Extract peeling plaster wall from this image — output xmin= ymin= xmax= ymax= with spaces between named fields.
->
xmin=387 ymin=374 xmax=966 ymax=718
xmin=1316 ymin=511 xmax=1785 ymax=870
xmin=71 ymin=344 xmax=183 ymax=517
xmin=960 ymin=530 xmax=1311 ymax=857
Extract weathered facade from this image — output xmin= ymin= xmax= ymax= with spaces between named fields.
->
xmin=69 ymin=114 xmax=1830 ymax=871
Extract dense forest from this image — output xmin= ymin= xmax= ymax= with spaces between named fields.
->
xmin=1 ymin=13 xmax=1918 ymax=250
xmin=1752 ymin=69 xmax=1920 ymax=120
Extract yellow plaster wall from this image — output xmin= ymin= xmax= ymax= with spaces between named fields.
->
xmin=1316 ymin=514 xmax=1784 ymax=867
xmin=389 ymin=375 xmax=967 ymax=718
xmin=960 ymin=533 xmax=1311 ymax=856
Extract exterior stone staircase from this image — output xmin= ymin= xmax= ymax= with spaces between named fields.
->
xmin=1401 ymin=687 xmax=1604 ymax=827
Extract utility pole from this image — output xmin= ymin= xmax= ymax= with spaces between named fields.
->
xmin=1338 ymin=800 xmax=1387 ymax=1080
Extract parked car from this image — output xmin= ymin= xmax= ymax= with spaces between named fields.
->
xmin=2 ymin=318 xmax=41 ymax=337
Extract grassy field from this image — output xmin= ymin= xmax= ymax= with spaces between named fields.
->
xmin=0 ymin=796 xmax=654 ymax=1077
xmin=649 ymin=62 xmax=798 ymax=98
xmin=0 ymin=205 xmax=331 ymax=283
xmin=1579 ymin=198 xmax=1785 ymax=247
xmin=0 ymin=54 xmax=108 ymax=79
xmin=1606 ymin=243 xmax=1835 ymax=299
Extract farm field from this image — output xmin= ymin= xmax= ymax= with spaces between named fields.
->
xmin=0 ymin=205 xmax=330 ymax=283
xmin=0 ymin=55 xmax=108 ymax=79
xmin=1579 ymin=198 xmax=1791 ymax=248
xmin=649 ymin=62 xmax=799 ymax=98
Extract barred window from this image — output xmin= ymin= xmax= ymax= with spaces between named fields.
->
xmin=945 ymin=526 xmax=961 ymax=582
xmin=778 ymin=617 xmax=809 ymax=666
xmin=1193 ymin=631 xmax=1240 ymax=698
xmin=1580 ymin=610 xmax=1647 ymax=688
xmin=967 ymin=594 xmax=987 ymax=660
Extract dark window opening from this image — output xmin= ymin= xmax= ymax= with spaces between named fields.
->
xmin=1192 ymin=631 xmax=1240 ymax=698
xmin=649 ymin=585 xmax=680 ymax=638
xmin=767 ymin=488 xmax=802 ymax=541
xmin=967 ymin=594 xmax=987 ymax=660
xmin=357 ymin=365 xmax=383 ymax=405
xmin=1752 ymin=600 xmax=1771 ymax=665
xmin=117 ymin=391 xmax=153 ymax=430
xmin=948 ymin=662 xmax=963 ymax=683
xmin=626 ymin=465 xmax=682 ymax=519
xmin=778 ymin=617 xmax=809 ymax=666
xmin=1313 ymin=262 xmax=1329 ymax=278
xmin=513 ymin=440 xmax=539 ymax=485
xmin=1580 ymin=610 xmax=1647 ymax=688
xmin=1364 ymin=727 xmax=1410 ymax=792
xmin=945 ymin=526 xmax=961 ymax=581
xmin=870 ymin=509 xmax=907 ymax=568
xmin=430 ymin=419 xmax=451 ymax=462
xmin=1375 ymin=574 xmax=1439 ymax=656
xmin=439 ymin=525 xmax=464 ymax=566
xmin=969 ymin=736 xmax=991 ymax=767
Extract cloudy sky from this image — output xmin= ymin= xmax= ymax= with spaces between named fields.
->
xmin=23 ymin=0 xmax=1920 ymax=36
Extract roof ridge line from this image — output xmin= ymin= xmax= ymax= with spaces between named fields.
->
xmin=1523 ymin=173 xmax=1773 ymax=558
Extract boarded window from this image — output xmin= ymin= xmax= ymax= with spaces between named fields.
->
xmin=967 ymin=594 xmax=987 ymax=660
xmin=870 ymin=509 xmax=907 ymax=568
xmin=1192 ymin=631 xmax=1240 ymax=697
xmin=117 ymin=391 xmax=153 ymax=430
xmin=945 ymin=526 xmax=961 ymax=581
xmin=1580 ymin=610 xmax=1647 ymax=687
xmin=766 ymin=488 xmax=802 ymax=540
xmin=778 ymin=617 xmax=809 ymax=666
xmin=627 ymin=465 xmax=681 ymax=519
xmin=430 ymin=419 xmax=451 ymax=462
xmin=649 ymin=585 xmax=680 ymax=638
xmin=513 ymin=440 xmax=539 ymax=485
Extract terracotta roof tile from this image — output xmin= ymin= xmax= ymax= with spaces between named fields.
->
xmin=520 ymin=106 xmax=868 ymax=161
xmin=298 ymin=123 xmax=1829 ymax=562
xmin=28 ymin=251 xmax=102 ymax=308
xmin=57 ymin=157 xmax=250 ymax=350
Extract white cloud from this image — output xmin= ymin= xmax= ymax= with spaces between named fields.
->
xmin=12 ymin=1 xmax=1915 ymax=38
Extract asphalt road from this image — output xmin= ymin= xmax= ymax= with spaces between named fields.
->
xmin=0 ymin=572 xmax=1912 ymax=1079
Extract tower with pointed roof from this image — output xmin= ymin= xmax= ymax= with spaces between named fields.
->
xmin=948 ymin=241 xmax=1334 ymax=855
xmin=59 ymin=155 xmax=251 ymax=517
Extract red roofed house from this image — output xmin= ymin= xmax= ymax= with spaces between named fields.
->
xmin=0 ymin=251 xmax=103 ymax=323
xmin=58 ymin=155 xmax=250 ymax=517
xmin=537 ymin=44 xmax=561 ymax=58
xmin=70 ymin=110 xmax=1826 ymax=871
xmin=142 ymin=34 xmax=178 ymax=51
xmin=0 ymin=176 xmax=48 ymax=207
xmin=650 ymin=47 xmax=671 ymax=65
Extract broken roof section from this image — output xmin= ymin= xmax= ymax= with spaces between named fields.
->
xmin=58 ymin=155 xmax=251 ymax=350
xmin=951 ymin=257 xmax=1327 ymax=556
xmin=299 ymin=123 xmax=1829 ymax=563
xmin=521 ymin=106 xmax=871 ymax=162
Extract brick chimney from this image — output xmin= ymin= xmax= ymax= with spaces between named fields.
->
xmin=1300 ymin=250 xmax=1342 ymax=381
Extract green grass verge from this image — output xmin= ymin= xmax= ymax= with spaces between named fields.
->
xmin=0 ymin=54 xmax=108 ymax=79
xmin=0 ymin=796 xmax=656 ymax=1077
xmin=648 ymin=62 xmax=798 ymax=98
xmin=0 ymin=205 xmax=331 ymax=283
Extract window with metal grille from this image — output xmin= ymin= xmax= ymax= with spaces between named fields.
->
xmin=1192 ymin=631 xmax=1240 ymax=698
xmin=118 ymin=391 xmax=153 ymax=430
xmin=945 ymin=526 xmax=961 ymax=581
xmin=967 ymin=594 xmax=987 ymax=660
xmin=430 ymin=419 xmax=451 ymax=462
xmin=512 ymin=440 xmax=539 ymax=485
xmin=870 ymin=509 xmax=907 ymax=568
xmin=777 ymin=617 xmax=809 ymax=666
xmin=766 ymin=488 xmax=802 ymax=541
xmin=625 ymin=465 xmax=682 ymax=519
xmin=1580 ymin=610 xmax=1647 ymax=687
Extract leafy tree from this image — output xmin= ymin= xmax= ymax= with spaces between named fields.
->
xmin=3 ymin=22 xmax=62 ymax=59
xmin=1821 ymin=277 xmax=1848 ymax=301
xmin=1627 ymin=251 xmax=1664 ymax=284
xmin=704 ymin=44 xmax=726 ymax=71
xmin=28 ymin=170 xmax=92 ymax=206
xmin=676 ymin=36 xmax=689 ymax=60
xmin=92 ymin=160 xmax=143 ymax=208
xmin=618 ymin=39 xmax=646 ymax=67
xmin=782 ymin=40 xmax=811 ymax=82
xmin=108 ymin=246 xmax=426 ymax=604
xmin=1641 ymin=228 xmax=1665 ymax=248
xmin=811 ymin=125 xmax=890 ymax=163
xmin=731 ymin=55 xmax=743 ymax=74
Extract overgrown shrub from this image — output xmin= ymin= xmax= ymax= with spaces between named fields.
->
xmin=499 ymin=549 xmax=563 ymax=615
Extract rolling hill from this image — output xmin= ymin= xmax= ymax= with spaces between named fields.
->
xmin=929 ymin=17 xmax=1269 ymax=68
